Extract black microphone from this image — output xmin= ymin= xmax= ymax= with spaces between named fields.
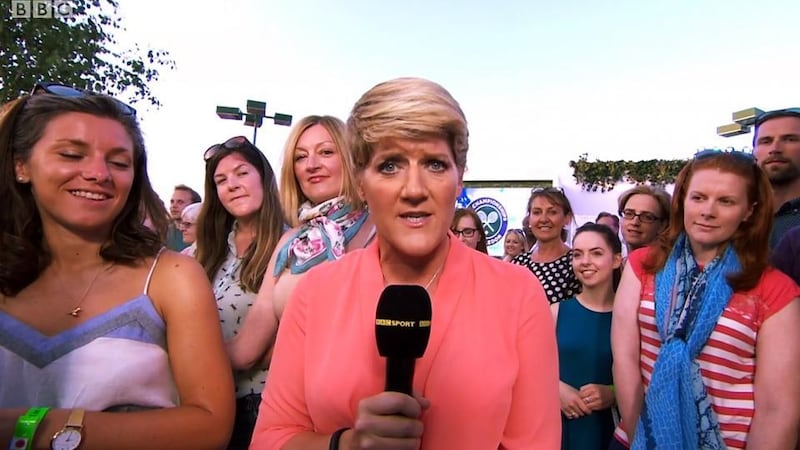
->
xmin=375 ymin=284 xmax=432 ymax=395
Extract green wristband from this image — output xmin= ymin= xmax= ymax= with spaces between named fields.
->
xmin=10 ymin=407 xmax=50 ymax=450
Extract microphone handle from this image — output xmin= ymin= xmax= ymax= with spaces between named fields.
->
xmin=385 ymin=357 xmax=416 ymax=395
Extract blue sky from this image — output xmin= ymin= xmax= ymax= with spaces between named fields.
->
xmin=115 ymin=0 xmax=799 ymax=201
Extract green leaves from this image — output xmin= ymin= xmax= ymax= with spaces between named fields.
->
xmin=569 ymin=153 xmax=687 ymax=192
xmin=0 ymin=0 xmax=174 ymax=107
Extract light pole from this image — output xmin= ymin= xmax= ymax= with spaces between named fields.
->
xmin=716 ymin=107 xmax=764 ymax=138
xmin=215 ymin=100 xmax=292 ymax=145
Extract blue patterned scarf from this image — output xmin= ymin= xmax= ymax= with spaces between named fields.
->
xmin=633 ymin=233 xmax=738 ymax=450
xmin=273 ymin=196 xmax=368 ymax=275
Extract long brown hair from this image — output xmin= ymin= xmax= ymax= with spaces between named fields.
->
xmin=643 ymin=152 xmax=773 ymax=291
xmin=452 ymin=208 xmax=488 ymax=254
xmin=195 ymin=142 xmax=285 ymax=293
xmin=0 ymin=94 xmax=162 ymax=297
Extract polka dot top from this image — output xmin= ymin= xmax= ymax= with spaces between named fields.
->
xmin=511 ymin=250 xmax=581 ymax=304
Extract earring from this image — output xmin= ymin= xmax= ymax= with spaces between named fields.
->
xmin=17 ymin=176 xmax=25 ymax=182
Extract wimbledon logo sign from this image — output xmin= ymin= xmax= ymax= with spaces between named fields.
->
xmin=467 ymin=197 xmax=508 ymax=246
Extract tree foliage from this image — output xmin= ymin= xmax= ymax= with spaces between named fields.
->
xmin=569 ymin=147 xmax=752 ymax=192
xmin=569 ymin=153 xmax=688 ymax=192
xmin=0 ymin=0 xmax=175 ymax=107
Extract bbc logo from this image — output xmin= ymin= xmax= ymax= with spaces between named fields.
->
xmin=10 ymin=0 xmax=75 ymax=19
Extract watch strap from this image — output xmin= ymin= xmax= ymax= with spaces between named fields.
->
xmin=11 ymin=407 xmax=50 ymax=450
xmin=328 ymin=427 xmax=350 ymax=450
xmin=64 ymin=409 xmax=85 ymax=430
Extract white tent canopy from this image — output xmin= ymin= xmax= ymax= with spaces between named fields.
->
xmin=556 ymin=172 xmax=675 ymax=226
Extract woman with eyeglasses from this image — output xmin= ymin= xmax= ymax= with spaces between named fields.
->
xmin=611 ymin=151 xmax=800 ymax=449
xmin=179 ymin=202 xmax=202 ymax=254
xmin=451 ymin=207 xmax=488 ymax=253
xmin=0 ymin=85 xmax=234 ymax=448
xmin=511 ymin=188 xmax=581 ymax=304
xmin=502 ymin=229 xmax=529 ymax=262
xmin=250 ymin=77 xmax=560 ymax=449
xmin=554 ymin=223 xmax=621 ymax=450
xmin=194 ymin=136 xmax=285 ymax=449
xmin=223 ymin=115 xmax=373 ymax=367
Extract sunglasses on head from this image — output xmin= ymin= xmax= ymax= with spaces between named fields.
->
xmin=203 ymin=136 xmax=259 ymax=161
xmin=693 ymin=149 xmax=755 ymax=164
xmin=32 ymin=82 xmax=137 ymax=116
xmin=531 ymin=186 xmax=565 ymax=195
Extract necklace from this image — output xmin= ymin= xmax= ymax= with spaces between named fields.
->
xmin=382 ymin=263 xmax=444 ymax=292
xmin=424 ymin=265 xmax=443 ymax=290
xmin=55 ymin=263 xmax=112 ymax=318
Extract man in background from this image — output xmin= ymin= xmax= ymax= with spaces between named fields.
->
xmin=168 ymin=184 xmax=201 ymax=251
xmin=753 ymin=108 xmax=800 ymax=248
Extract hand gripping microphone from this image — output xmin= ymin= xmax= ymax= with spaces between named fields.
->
xmin=375 ymin=285 xmax=432 ymax=395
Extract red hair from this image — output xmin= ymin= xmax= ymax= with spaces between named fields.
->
xmin=643 ymin=152 xmax=773 ymax=291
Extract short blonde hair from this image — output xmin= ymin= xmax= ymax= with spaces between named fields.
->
xmin=347 ymin=77 xmax=469 ymax=172
xmin=279 ymin=115 xmax=362 ymax=226
xmin=181 ymin=202 xmax=202 ymax=223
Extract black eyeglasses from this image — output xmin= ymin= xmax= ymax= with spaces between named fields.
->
xmin=693 ymin=149 xmax=755 ymax=164
xmin=452 ymin=227 xmax=477 ymax=238
xmin=619 ymin=209 xmax=661 ymax=224
xmin=204 ymin=136 xmax=259 ymax=161
xmin=755 ymin=107 xmax=800 ymax=127
xmin=32 ymin=82 xmax=137 ymax=116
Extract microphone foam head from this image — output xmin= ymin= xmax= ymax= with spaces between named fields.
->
xmin=375 ymin=284 xmax=432 ymax=359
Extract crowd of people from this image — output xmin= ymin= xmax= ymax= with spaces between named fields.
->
xmin=0 ymin=78 xmax=798 ymax=450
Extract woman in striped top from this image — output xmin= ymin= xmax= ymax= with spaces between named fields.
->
xmin=611 ymin=150 xmax=800 ymax=449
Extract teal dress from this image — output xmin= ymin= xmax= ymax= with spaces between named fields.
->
xmin=556 ymin=297 xmax=614 ymax=450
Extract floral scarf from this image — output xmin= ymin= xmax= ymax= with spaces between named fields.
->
xmin=633 ymin=233 xmax=737 ymax=450
xmin=273 ymin=196 xmax=368 ymax=275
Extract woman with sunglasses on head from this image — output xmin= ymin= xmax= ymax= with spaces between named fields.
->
xmin=502 ymin=229 xmax=529 ymax=262
xmin=611 ymin=151 xmax=800 ymax=450
xmin=0 ymin=85 xmax=234 ymax=449
xmin=194 ymin=136 xmax=285 ymax=449
xmin=553 ymin=223 xmax=622 ymax=450
xmin=451 ymin=207 xmax=488 ymax=253
xmin=251 ymin=77 xmax=560 ymax=449
xmin=512 ymin=188 xmax=582 ymax=304
xmin=224 ymin=115 xmax=374 ymax=372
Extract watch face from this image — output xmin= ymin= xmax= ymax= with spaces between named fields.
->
xmin=51 ymin=429 xmax=82 ymax=450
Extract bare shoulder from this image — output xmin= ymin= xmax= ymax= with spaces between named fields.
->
xmin=151 ymin=250 xmax=207 ymax=278
xmin=146 ymin=250 xmax=215 ymax=317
